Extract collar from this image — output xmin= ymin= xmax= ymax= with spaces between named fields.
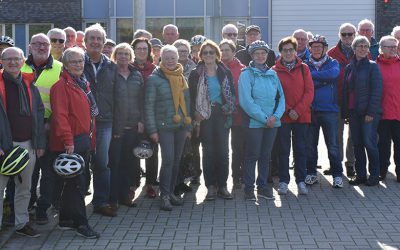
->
xmin=25 ymin=54 xmax=54 ymax=70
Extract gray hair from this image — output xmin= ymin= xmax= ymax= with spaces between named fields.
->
xmin=351 ymin=35 xmax=370 ymax=50
xmin=379 ymin=35 xmax=399 ymax=54
xmin=64 ymin=27 xmax=77 ymax=35
xmin=172 ymin=39 xmax=191 ymax=51
xmin=84 ymin=23 xmax=107 ymax=44
xmin=1 ymin=47 xmax=24 ymax=59
xmin=163 ymin=24 xmax=178 ymax=34
xmin=391 ymin=26 xmax=400 ymax=37
xmin=30 ymin=33 xmax=50 ymax=44
xmin=62 ymin=47 xmax=85 ymax=66
xmin=292 ymin=29 xmax=307 ymax=37
xmin=358 ymin=19 xmax=375 ymax=32
xmin=222 ymin=24 xmax=238 ymax=34
xmin=160 ymin=44 xmax=178 ymax=58
xmin=133 ymin=29 xmax=152 ymax=39
xmin=47 ymin=28 xmax=66 ymax=40
xmin=338 ymin=23 xmax=356 ymax=37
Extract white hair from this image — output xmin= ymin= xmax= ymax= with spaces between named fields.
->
xmin=47 ymin=28 xmax=66 ymax=40
xmin=222 ymin=24 xmax=238 ymax=34
xmin=160 ymin=44 xmax=178 ymax=58
xmin=163 ymin=24 xmax=178 ymax=34
xmin=391 ymin=26 xmax=400 ymax=37
xmin=358 ymin=19 xmax=375 ymax=32
xmin=84 ymin=23 xmax=107 ymax=44
xmin=292 ymin=29 xmax=307 ymax=37
xmin=338 ymin=23 xmax=356 ymax=38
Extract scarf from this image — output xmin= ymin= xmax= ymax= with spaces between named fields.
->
xmin=297 ymin=48 xmax=307 ymax=60
xmin=309 ymin=54 xmax=328 ymax=70
xmin=67 ymin=70 xmax=99 ymax=118
xmin=3 ymin=71 xmax=30 ymax=116
xmin=159 ymin=63 xmax=191 ymax=125
xmin=282 ymin=59 xmax=296 ymax=71
xmin=251 ymin=61 xmax=269 ymax=73
xmin=340 ymin=42 xmax=353 ymax=61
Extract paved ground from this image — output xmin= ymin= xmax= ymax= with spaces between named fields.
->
xmin=2 ymin=128 xmax=400 ymax=250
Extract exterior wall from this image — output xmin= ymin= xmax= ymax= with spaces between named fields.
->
xmin=376 ymin=0 xmax=400 ymax=39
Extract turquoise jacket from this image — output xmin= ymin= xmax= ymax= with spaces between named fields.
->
xmin=238 ymin=65 xmax=285 ymax=128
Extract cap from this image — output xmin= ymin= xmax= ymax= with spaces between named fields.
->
xmin=150 ymin=38 xmax=163 ymax=48
xmin=245 ymin=25 xmax=261 ymax=35
xmin=105 ymin=39 xmax=116 ymax=47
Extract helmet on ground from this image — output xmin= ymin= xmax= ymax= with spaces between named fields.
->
xmin=190 ymin=35 xmax=207 ymax=46
xmin=53 ymin=153 xmax=84 ymax=178
xmin=248 ymin=40 xmax=270 ymax=55
xmin=0 ymin=146 xmax=29 ymax=176
xmin=133 ymin=141 xmax=153 ymax=159
xmin=0 ymin=36 xmax=15 ymax=47
xmin=308 ymin=35 xmax=328 ymax=47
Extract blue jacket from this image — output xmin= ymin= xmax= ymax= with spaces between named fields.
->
xmin=342 ymin=57 xmax=382 ymax=119
xmin=306 ymin=57 xmax=340 ymax=112
xmin=369 ymin=37 xmax=379 ymax=61
xmin=238 ymin=65 xmax=285 ymax=128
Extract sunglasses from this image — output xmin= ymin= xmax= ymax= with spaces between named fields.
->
xmin=341 ymin=33 xmax=354 ymax=37
xmin=225 ymin=33 xmax=238 ymax=37
xmin=202 ymin=50 xmax=216 ymax=56
xmin=50 ymin=38 xmax=65 ymax=44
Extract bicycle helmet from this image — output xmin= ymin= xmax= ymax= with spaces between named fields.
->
xmin=190 ymin=35 xmax=207 ymax=46
xmin=0 ymin=36 xmax=15 ymax=47
xmin=248 ymin=40 xmax=270 ymax=55
xmin=53 ymin=153 xmax=84 ymax=178
xmin=308 ymin=35 xmax=328 ymax=47
xmin=0 ymin=146 xmax=29 ymax=176
xmin=133 ymin=141 xmax=154 ymax=159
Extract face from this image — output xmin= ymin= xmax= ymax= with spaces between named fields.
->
xmin=358 ymin=23 xmax=373 ymax=40
xmin=134 ymin=41 xmax=149 ymax=63
xmin=380 ymin=40 xmax=398 ymax=58
xmin=65 ymin=52 xmax=85 ymax=77
xmin=354 ymin=42 xmax=370 ymax=60
xmin=220 ymin=44 xmax=234 ymax=62
xmin=310 ymin=43 xmax=325 ymax=60
xmin=246 ymin=30 xmax=261 ymax=45
xmin=177 ymin=45 xmax=190 ymax=61
xmin=102 ymin=44 xmax=114 ymax=58
xmin=1 ymin=49 xmax=24 ymax=77
xmin=201 ymin=46 xmax=217 ymax=64
xmin=115 ymin=48 xmax=132 ymax=66
xmin=340 ymin=26 xmax=356 ymax=46
xmin=49 ymin=33 xmax=65 ymax=56
xmin=152 ymin=46 xmax=161 ymax=58
xmin=223 ymin=28 xmax=238 ymax=43
xmin=191 ymin=45 xmax=201 ymax=61
xmin=293 ymin=32 xmax=308 ymax=52
xmin=76 ymin=33 xmax=85 ymax=49
xmin=85 ymin=30 xmax=105 ymax=56
xmin=163 ymin=27 xmax=179 ymax=45
xmin=65 ymin=30 xmax=76 ymax=48
xmin=281 ymin=43 xmax=296 ymax=63
xmin=251 ymin=49 xmax=267 ymax=65
xmin=161 ymin=51 xmax=178 ymax=70
xmin=30 ymin=35 xmax=51 ymax=63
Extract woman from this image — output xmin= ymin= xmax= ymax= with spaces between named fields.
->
xmin=272 ymin=37 xmax=314 ymax=195
xmin=239 ymin=40 xmax=285 ymax=201
xmin=189 ymin=40 xmax=236 ymax=201
xmin=131 ymin=38 xmax=158 ymax=198
xmin=219 ymin=39 xmax=245 ymax=189
xmin=342 ymin=36 xmax=383 ymax=186
xmin=145 ymin=45 xmax=191 ymax=211
xmin=49 ymin=47 xmax=99 ymax=238
xmin=173 ymin=39 xmax=197 ymax=80
xmin=376 ymin=35 xmax=400 ymax=182
xmin=108 ymin=43 xmax=144 ymax=209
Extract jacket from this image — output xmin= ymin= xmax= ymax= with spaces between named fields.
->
xmin=0 ymin=71 xmax=45 ymax=150
xmin=238 ymin=65 xmax=285 ymax=128
xmin=235 ymin=45 xmax=277 ymax=68
xmin=132 ymin=60 xmax=156 ymax=84
xmin=306 ymin=56 xmax=340 ymax=112
xmin=182 ymin=59 xmax=197 ymax=80
xmin=49 ymin=70 xmax=94 ymax=152
xmin=369 ymin=37 xmax=379 ymax=61
xmin=342 ymin=57 xmax=382 ymax=119
xmin=376 ymin=55 xmax=400 ymax=121
xmin=297 ymin=48 xmax=311 ymax=62
xmin=145 ymin=67 xmax=191 ymax=134
xmin=0 ymin=93 xmax=12 ymax=153
xmin=273 ymin=58 xmax=314 ymax=123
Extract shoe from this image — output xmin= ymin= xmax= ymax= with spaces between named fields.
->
xmin=16 ymin=224 xmax=40 ymax=238
xmin=76 ymin=225 xmax=100 ymax=239
xmin=244 ymin=191 xmax=256 ymax=201
xmin=35 ymin=210 xmax=48 ymax=225
xmin=348 ymin=176 xmax=367 ymax=185
xmin=109 ymin=203 xmax=118 ymax=211
xmin=160 ymin=196 xmax=172 ymax=211
xmin=366 ymin=176 xmax=379 ymax=186
xmin=205 ymin=185 xmax=217 ymax=201
xmin=85 ymin=190 xmax=92 ymax=196
xmin=58 ymin=220 xmax=76 ymax=230
xmin=346 ymin=166 xmax=356 ymax=177
xmin=93 ymin=205 xmax=117 ymax=217
xmin=316 ymin=165 xmax=322 ymax=169
xmin=169 ymin=194 xmax=184 ymax=206
xmin=304 ymin=175 xmax=318 ymax=185
xmin=217 ymin=187 xmax=233 ymax=200
xmin=257 ymin=188 xmax=275 ymax=200
xmin=333 ymin=177 xmax=343 ymax=188
xmin=128 ymin=187 xmax=136 ymax=200
xmin=278 ymin=182 xmax=288 ymax=195
xmin=176 ymin=183 xmax=193 ymax=194
xmin=297 ymin=182 xmax=308 ymax=195
xmin=323 ymin=169 xmax=332 ymax=175
xmin=119 ymin=199 xmax=137 ymax=208
xmin=146 ymin=185 xmax=157 ymax=199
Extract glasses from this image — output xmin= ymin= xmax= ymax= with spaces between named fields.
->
xmin=295 ymin=37 xmax=308 ymax=42
xmin=135 ymin=47 xmax=148 ymax=52
xmin=341 ymin=32 xmax=354 ymax=37
xmin=1 ymin=57 xmax=23 ymax=63
xmin=50 ymin=38 xmax=65 ymax=44
xmin=68 ymin=59 xmax=85 ymax=65
xmin=202 ymin=50 xmax=216 ymax=56
xmin=382 ymin=45 xmax=397 ymax=49
xmin=31 ymin=42 xmax=50 ymax=48
xmin=116 ymin=52 xmax=131 ymax=57
xmin=224 ymin=33 xmax=238 ymax=37
xmin=359 ymin=28 xmax=372 ymax=33
xmin=356 ymin=44 xmax=370 ymax=49
xmin=281 ymin=48 xmax=295 ymax=53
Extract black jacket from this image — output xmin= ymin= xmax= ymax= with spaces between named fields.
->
xmin=0 ymin=95 xmax=13 ymax=152
xmin=235 ymin=45 xmax=277 ymax=68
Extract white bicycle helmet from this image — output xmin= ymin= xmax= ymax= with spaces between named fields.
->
xmin=53 ymin=153 xmax=84 ymax=178
xmin=0 ymin=36 xmax=15 ymax=47
xmin=133 ymin=141 xmax=154 ymax=159
xmin=190 ymin=35 xmax=207 ymax=46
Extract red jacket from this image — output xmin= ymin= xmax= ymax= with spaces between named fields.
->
xmin=273 ymin=58 xmax=314 ymax=123
xmin=223 ymin=57 xmax=245 ymax=126
xmin=0 ymin=71 xmax=34 ymax=111
xmin=49 ymin=70 xmax=95 ymax=152
xmin=376 ymin=55 xmax=400 ymax=121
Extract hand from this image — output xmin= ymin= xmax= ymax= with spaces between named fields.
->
xmin=150 ymin=133 xmax=159 ymax=143
xmin=36 ymin=149 xmax=45 ymax=158
xmin=138 ymin=122 xmax=144 ymax=133
xmin=194 ymin=112 xmax=204 ymax=122
xmin=288 ymin=109 xmax=299 ymax=120
xmin=266 ymin=116 xmax=276 ymax=128
xmin=0 ymin=149 xmax=4 ymax=156
xmin=365 ymin=115 xmax=374 ymax=123
xmin=65 ymin=145 xmax=74 ymax=154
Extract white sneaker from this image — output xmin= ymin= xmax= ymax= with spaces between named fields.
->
xmin=278 ymin=182 xmax=288 ymax=195
xmin=297 ymin=182 xmax=308 ymax=195
xmin=333 ymin=176 xmax=343 ymax=188
xmin=305 ymin=175 xmax=318 ymax=185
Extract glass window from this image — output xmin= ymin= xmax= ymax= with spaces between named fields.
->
xmin=116 ymin=18 xmax=134 ymax=43
xmin=5 ymin=24 xmax=13 ymax=37
xmin=28 ymin=24 xmax=53 ymax=39
xmin=176 ymin=18 xmax=204 ymax=41
xmin=146 ymin=18 xmax=173 ymax=41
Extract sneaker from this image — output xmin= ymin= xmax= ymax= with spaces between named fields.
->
xmin=333 ymin=177 xmax=343 ymax=188
xmin=35 ymin=210 xmax=49 ymax=225
xmin=305 ymin=175 xmax=318 ymax=185
xmin=346 ymin=166 xmax=356 ymax=177
xmin=278 ymin=182 xmax=288 ymax=195
xmin=205 ymin=185 xmax=217 ymax=201
xmin=16 ymin=225 xmax=40 ymax=238
xmin=366 ymin=176 xmax=380 ymax=186
xmin=146 ymin=185 xmax=157 ymax=199
xmin=348 ymin=176 xmax=367 ymax=186
xmin=217 ymin=187 xmax=233 ymax=200
xmin=297 ymin=182 xmax=308 ymax=195
xmin=257 ymin=188 xmax=275 ymax=200
xmin=58 ymin=220 xmax=76 ymax=230
xmin=76 ymin=225 xmax=100 ymax=239
xmin=244 ymin=191 xmax=256 ymax=201
xmin=169 ymin=194 xmax=184 ymax=206
xmin=323 ymin=169 xmax=332 ymax=175
xmin=93 ymin=205 xmax=117 ymax=217
xmin=160 ymin=196 xmax=172 ymax=211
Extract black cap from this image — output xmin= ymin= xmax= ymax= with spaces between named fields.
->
xmin=245 ymin=25 xmax=261 ymax=34
xmin=150 ymin=38 xmax=163 ymax=48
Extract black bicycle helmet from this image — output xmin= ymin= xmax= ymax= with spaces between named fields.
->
xmin=0 ymin=146 xmax=29 ymax=176
xmin=133 ymin=141 xmax=154 ymax=159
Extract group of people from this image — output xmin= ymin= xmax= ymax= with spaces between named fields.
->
xmin=0 ymin=18 xmax=399 ymax=239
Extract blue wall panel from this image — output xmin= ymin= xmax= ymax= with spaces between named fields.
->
xmin=117 ymin=0 xmax=133 ymax=16
xmin=251 ymin=18 xmax=269 ymax=44
xmin=146 ymin=0 xmax=174 ymax=16
xmin=84 ymin=0 xmax=108 ymax=19
xmin=176 ymin=0 xmax=203 ymax=16
xmin=251 ymin=0 xmax=269 ymax=16
xmin=221 ymin=0 xmax=248 ymax=17
xmin=15 ymin=24 xmax=26 ymax=54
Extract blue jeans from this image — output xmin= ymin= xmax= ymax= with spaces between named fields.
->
xmin=92 ymin=126 xmax=112 ymax=208
xmin=243 ymin=127 xmax=277 ymax=193
xmin=349 ymin=111 xmax=380 ymax=178
xmin=200 ymin=105 xmax=230 ymax=188
xmin=307 ymin=111 xmax=343 ymax=177
xmin=278 ymin=123 xmax=308 ymax=184
xmin=378 ymin=120 xmax=400 ymax=175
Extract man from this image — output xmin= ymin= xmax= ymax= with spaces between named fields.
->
xmin=357 ymin=19 xmax=379 ymax=60
xmin=47 ymin=28 xmax=66 ymax=61
xmin=0 ymin=47 xmax=45 ymax=237
xmin=293 ymin=29 xmax=310 ymax=62
xmin=327 ymin=23 xmax=357 ymax=177
xmin=162 ymin=24 xmax=179 ymax=45
xmin=64 ymin=26 xmax=77 ymax=49
xmin=236 ymin=25 xmax=276 ymax=67
xmin=221 ymin=24 xmax=245 ymax=52
xmin=102 ymin=39 xmax=116 ymax=58
xmin=150 ymin=38 xmax=162 ymax=65
xmin=133 ymin=29 xmax=152 ymax=40
xmin=0 ymin=36 xmax=15 ymax=70
xmin=76 ymin=31 xmax=85 ymax=50
xmin=391 ymin=26 xmax=400 ymax=55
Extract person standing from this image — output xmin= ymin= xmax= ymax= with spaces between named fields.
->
xmin=162 ymin=24 xmax=179 ymax=45
xmin=357 ymin=19 xmax=379 ymax=60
